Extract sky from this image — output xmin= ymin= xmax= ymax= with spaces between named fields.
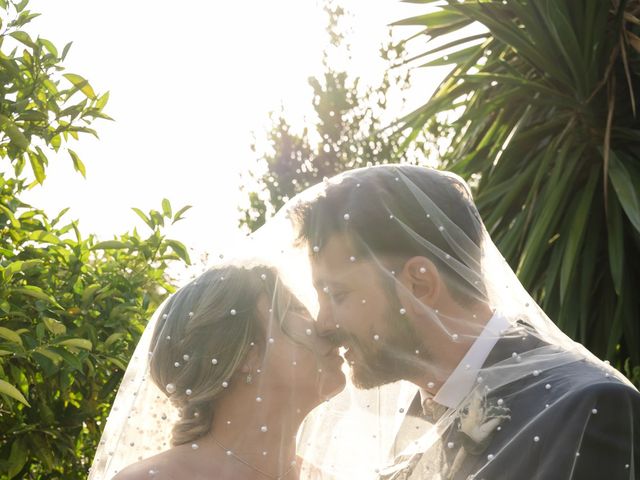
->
xmin=18 ymin=0 xmax=444 ymax=271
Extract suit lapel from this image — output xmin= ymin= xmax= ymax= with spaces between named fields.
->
xmin=383 ymin=320 xmax=548 ymax=479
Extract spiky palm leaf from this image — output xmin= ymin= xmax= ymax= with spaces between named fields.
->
xmin=395 ymin=0 xmax=640 ymax=382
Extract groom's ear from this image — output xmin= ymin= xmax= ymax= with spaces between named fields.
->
xmin=396 ymin=256 xmax=441 ymax=310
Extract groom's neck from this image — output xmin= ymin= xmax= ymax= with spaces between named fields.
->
xmin=411 ymin=303 xmax=493 ymax=394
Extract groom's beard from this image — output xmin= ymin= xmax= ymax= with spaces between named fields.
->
xmin=338 ymin=306 xmax=429 ymax=390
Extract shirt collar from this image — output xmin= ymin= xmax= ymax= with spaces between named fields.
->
xmin=420 ymin=310 xmax=510 ymax=410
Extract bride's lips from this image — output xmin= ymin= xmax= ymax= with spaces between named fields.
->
xmin=319 ymin=347 xmax=343 ymax=366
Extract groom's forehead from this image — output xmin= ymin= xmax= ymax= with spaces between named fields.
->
xmin=311 ymin=234 xmax=365 ymax=282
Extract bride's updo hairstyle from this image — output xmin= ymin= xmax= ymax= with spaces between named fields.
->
xmin=148 ymin=265 xmax=275 ymax=446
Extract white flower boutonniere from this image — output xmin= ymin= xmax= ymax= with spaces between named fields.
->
xmin=458 ymin=389 xmax=511 ymax=455
xmin=443 ymin=389 xmax=511 ymax=479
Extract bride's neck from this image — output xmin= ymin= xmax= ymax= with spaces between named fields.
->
xmin=198 ymin=383 xmax=311 ymax=478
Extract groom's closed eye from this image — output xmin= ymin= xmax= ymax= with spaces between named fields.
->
xmin=315 ymin=283 xmax=350 ymax=305
xmin=328 ymin=290 xmax=349 ymax=304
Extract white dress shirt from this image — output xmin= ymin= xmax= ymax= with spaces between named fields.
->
xmin=420 ymin=311 xmax=510 ymax=410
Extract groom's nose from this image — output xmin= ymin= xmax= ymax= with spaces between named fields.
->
xmin=315 ymin=304 xmax=336 ymax=337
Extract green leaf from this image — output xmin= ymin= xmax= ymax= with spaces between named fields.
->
xmin=7 ymin=436 xmax=28 ymax=479
xmin=28 ymin=151 xmax=45 ymax=184
xmin=12 ymin=286 xmax=61 ymax=308
xmin=55 ymin=348 xmax=83 ymax=371
xmin=0 ymin=204 xmax=21 ymax=228
xmin=106 ymin=356 xmax=127 ymax=370
xmin=518 ymin=141 xmax=583 ymax=285
xmin=30 ymin=433 xmax=55 ymax=471
xmin=18 ymin=110 xmax=48 ymax=122
xmin=15 ymin=0 xmax=29 ymax=13
xmin=29 ymin=230 xmax=60 ymax=244
xmin=172 ymin=204 xmax=192 ymax=222
xmin=166 ymin=239 xmax=191 ymax=264
xmin=161 ymin=198 xmax=172 ymax=217
xmin=92 ymin=240 xmax=129 ymax=250
xmin=608 ymin=151 xmax=640 ymax=234
xmin=104 ymin=332 xmax=124 ymax=348
xmin=391 ymin=8 xmax=467 ymax=28
xmin=96 ymin=91 xmax=110 ymax=110
xmin=559 ymin=168 xmax=599 ymax=301
xmin=607 ymin=193 xmax=625 ymax=296
xmin=606 ymin=292 xmax=626 ymax=358
xmin=149 ymin=209 xmax=164 ymax=227
xmin=400 ymin=33 xmax=488 ymax=66
xmin=50 ymin=134 xmax=61 ymax=151
xmin=418 ymin=44 xmax=481 ymax=68
xmin=57 ymin=338 xmax=92 ymax=350
xmin=131 ymin=207 xmax=154 ymax=229
xmin=38 ymin=37 xmax=58 ymax=56
xmin=0 ymin=301 xmax=10 ymax=313
xmin=61 ymin=41 xmax=72 ymax=60
xmin=68 ymin=149 xmax=86 ymax=177
xmin=63 ymin=73 xmax=96 ymax=99
xmin=0 ymin=327 xmax=23 ymax=346
xmin=81 ymin=284 xmax=101 ymax=307
xmin=42 ymin=317 xmax=66 ymax=336
xmin=33 ymin=347 xmax=63 ymax=364
xmin=0 ymin=379 xmax=30 ymax=407
xmin=9 ymin=30 xmax=34 ymax=47
xmin=3 ymin=122 xmax=30 ymax=150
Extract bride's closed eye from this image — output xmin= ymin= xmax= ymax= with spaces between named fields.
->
xmin=290 ymin=302 xmax=309 ymax=314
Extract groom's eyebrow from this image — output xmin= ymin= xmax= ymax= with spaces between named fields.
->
xmin=313 ymin=278 xmax=350 ymax=291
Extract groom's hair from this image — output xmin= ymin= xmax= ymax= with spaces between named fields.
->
xmin=294 ymin=165 xmax=486 ymax=305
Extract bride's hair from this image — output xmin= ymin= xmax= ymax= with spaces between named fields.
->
xmin=149 ymin=265 xmax=275 ymax=446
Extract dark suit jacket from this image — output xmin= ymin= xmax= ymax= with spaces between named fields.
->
xmin=386 ymin=326 xmax=640 ymax=480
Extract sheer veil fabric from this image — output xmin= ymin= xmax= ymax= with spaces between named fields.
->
xmin=90 ymin=165 xmax=639 ymax=480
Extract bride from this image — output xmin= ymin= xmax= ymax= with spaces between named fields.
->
xmin=91 ymin=264 xmax=345 ymax=479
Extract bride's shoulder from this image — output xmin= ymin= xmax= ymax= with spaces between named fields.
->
xmin=110 ymin=451 xmax=182 ymax=480
xmin=110 ymin=447 xmax=230 ymax=480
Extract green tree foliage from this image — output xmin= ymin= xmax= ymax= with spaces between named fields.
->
xmin=0 ymin=186 xmax=190 ymax=479
xmin=239 ymin=2 xmax=428 ymax=232
xmin=0 ymin=0 xmax=110 ymax=183
xmin=0 ymin=1 xmax=191 ymax=477
xmin=395 ymin=0 xmax=640 ymax=383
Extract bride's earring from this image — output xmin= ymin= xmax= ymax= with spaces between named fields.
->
xmin=241 ymin=365 xmax=253 ymax=384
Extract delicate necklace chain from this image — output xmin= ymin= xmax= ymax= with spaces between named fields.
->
xmin=213 ymin=439 xmax=296 ymax=480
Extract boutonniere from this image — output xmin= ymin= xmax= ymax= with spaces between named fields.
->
xmin=443 ymin=390 xmax=511 ymax=479
xmin=458 ymin=389 xmax=510 ymax=455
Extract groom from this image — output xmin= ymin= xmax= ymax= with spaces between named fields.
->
xmin=293 ymin=165 xmax=639 ymax=479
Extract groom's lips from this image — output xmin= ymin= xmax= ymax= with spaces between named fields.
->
xmin=323 ymin=346 xmax=340 ymax=357
xmin=344 ymin=346 xmax=354 ymax=361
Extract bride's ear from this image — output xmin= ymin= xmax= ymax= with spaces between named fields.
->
xmin=237 ymin=344 xmax=261 ymax=383
xmin=396 ymin=256 xmax=441 ymax=311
